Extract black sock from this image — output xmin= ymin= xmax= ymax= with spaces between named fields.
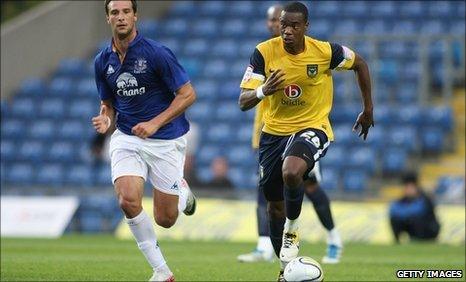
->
xmin=284 ymin=183 xmax=305 ymax=220
xmin=269 ymin=216 xmax=285 ymax=257
xmin=306 ymin=186 xmax=335 ymax=231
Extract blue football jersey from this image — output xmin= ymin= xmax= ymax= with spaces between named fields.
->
xmin=94 ymin=32 xmax=190 ymax=140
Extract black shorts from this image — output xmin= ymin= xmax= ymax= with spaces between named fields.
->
xmin=258 ymin=128 xmax=329 ymax=201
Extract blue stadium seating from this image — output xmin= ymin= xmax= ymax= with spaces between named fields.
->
xmin=342 ymin=169 xmax=368 ymax=191
xmin=1 ymin=0 xmax=463 ymax=193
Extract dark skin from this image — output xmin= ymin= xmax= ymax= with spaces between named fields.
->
xmin=238 ymin=10 xmax=374 ymax=218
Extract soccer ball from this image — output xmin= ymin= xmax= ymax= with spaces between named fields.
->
xmin=283 ymin=256 xmax=324 ymax=282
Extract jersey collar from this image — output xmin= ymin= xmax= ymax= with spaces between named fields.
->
xmin=108 ymin=31 xmax=143 ymax=52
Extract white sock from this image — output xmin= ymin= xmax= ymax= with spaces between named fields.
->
xmin=177 ymin=179 xmax=188 ymax=213
xmin=256 ymin=236 xmax=273 ymax=253
xmin=284 ymin=217 xmax=299 ymax=233
xmin=126 ymin=210 xmax=170 ymax=273
xmin=280 ymin=259 xmax=288 ymax=270
xmin=327 ymin=228 xmax=342 ymax=247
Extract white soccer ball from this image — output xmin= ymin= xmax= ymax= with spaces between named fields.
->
xmin=284 ymin=256 xmax=324 ymax=282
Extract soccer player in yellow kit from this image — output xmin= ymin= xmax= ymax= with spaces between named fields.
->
xmin=238 ymin=2 xmax=373 ymax=280
xmin=238 ymin=3 xmax=343 ymax=265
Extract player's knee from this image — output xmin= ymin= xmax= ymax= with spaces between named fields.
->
xmin=154 ymin=212 xmax=177 ymax=228
xmin=118 ymin=198 xmax=142 ymax=217
xmin=267 ymin=202 xmax=285 ymax=219
xmin=282 ymin=167 xmax=303 ymax=188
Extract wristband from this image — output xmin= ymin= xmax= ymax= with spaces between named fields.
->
xmin=256 ymin=85 xmax=265 ymax=100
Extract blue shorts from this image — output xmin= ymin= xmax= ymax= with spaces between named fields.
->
xmin=258 ymin=128 xmax=330 ymax=201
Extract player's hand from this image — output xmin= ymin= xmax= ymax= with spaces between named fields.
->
xmin=352 ymin=110 xmax=374 ymax=140
xmin=92 ymin=105 xmax=111 ymax=134
xmin=132 ymin=121 xmax=160 ymax=139
xmin=262 ymin=69 xmax=286 ymax=96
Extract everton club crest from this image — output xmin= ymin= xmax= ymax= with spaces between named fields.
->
xmin=134 ymin=58 xmax=147 ymax=74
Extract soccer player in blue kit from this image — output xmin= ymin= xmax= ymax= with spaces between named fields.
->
xmin=92 ymin=1 xmax=196 ymax=281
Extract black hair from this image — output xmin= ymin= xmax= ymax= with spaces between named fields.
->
xmin=105 ymin=0 xmax=137 ymax=15
xmin=283 ymin=1 xmax=309 ymax=22
xmin=402 ymin=171 xmax=418 ymax=185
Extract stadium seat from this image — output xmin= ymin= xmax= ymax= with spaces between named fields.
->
xmin=364 ymin=20 xmax=387 ymax=35
xmin=422 ymin=106 xmax=454 ymax=132
xmin=29 ymin=120 xmax=55 ymax=140
xmin=192 ymin=19 xmax=218 ymax=38
xmin=215 ymin=102 xmax=241 ymax=122
xmin=5 ymin=163 xmax=35 ymax=185
xmin=223 ymin=80 xmax=242 ymax=100
xmin=163 ymin=18 xmax=189 ymax=37
xmin=69 ymin=99 xmax=98 ymax=119
xmin=186 ymin=102 xmax=212 ymax=122
xmin=227 ymin=1 xmax=255 ymax=17
xmin=206 ymin=123 xmax=233 ymax=143
xmin=212 ymin=39 xmax=238 ymax=59
xmin=394 ymin=104 xmax=422 ymax=126
xmin=76 ymin=78 xmax=98 ymax=98
xmin=1 ymin=119 xmax=25 ymax=139
xmin=221 ymin=19 xmax=248 ymax=37
xmin=226 ymin=145 xmax=254 ymax=166
xmin=320 ymin=145 xmax=345 ymax=170
xmin=396 ymin=82 xmax=419 ymax=104
xmin=237 ymin=124 xmax=253 ymax=143
xmin=197 ymin=144 xmax=222 ymax=166
xmin=334 ymin=20 xmax=359 ymax=35
xmin=197 ymin=165 xmax=212 ymax=183
xmin=48 ymin=77 xmax=75 ymax=97
xmin=169 ymin=1 xmax=195 ymax=17
xmin=386 ymin=126 xmax=418 ymax=152
xmin=342 ymin=169 xmax=368 ymax=192
xmin=9 ymin=97 xmax=36 ymax=119
xmin=16 ymin=77 xmax=47 ymax=97
xmin=391 ymin=20 xmax=417 ymax=35
xmin=55 ymin=58 xmax=88 ymax=78
xmin=47 ymin=142 xmax=76 ymax=163
xmin=320 ymin=167 xmax=340 ymax=191
xmin=36 ymin=164 xmax=64 ymax=187
xmin=427 ymin=1 xmax=452 ymax=17
xmin=18 ymin=141 xmax=45 ymax=163
xmin=96 ymin=165 xmax=112 ymax=187
xmin=1 ymin=140 xmax=16 ymax=162
xmin=60 ymin=120 xmax=92 ymax=141
xmin=65 ymin=165 xmax=93 ymax=187
xmin=382 ymin=148 xmax=408 ymax=175
xmin=138 ymin=19 xmax=158 ymax=39
xmin=199 ymin=1 xmax=227 ymax=16
xmin=420 ymin=127 xmax=444 ymax=153
xmin=313 ymin=1 xmax=339 ymax=16
xmin=39 ymin=98 xmax=65 ymax=119
xmin=79 ymin=211 xmax=104 ymax=233
xmin=347 ymin=147 xmax=377 ymax=174
xmin=421 ymin=20 xmax=444 ymax=35
xmin=399 ymin=1 xmax=424 ymax=17
xmin=193 ymin=79 xmax=218 ymax=100
xmin=158 ymin=37 xmax=181 ymax=54
xmin=202 ymin=60 xmax=228 ymax=78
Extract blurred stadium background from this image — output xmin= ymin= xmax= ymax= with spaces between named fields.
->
xmin=1 ymin=0 xmax=464 ymax=257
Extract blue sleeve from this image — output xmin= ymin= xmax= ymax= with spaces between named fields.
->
xmin=329 ymin=43 xmax=344 ymax=70
xmin=151 ymin=46 xmax=190 ymax=93
xmin=250 ymin=48 xmax=265 ymax=76
xmin=94 ymin=54 xmax=113 ymax=100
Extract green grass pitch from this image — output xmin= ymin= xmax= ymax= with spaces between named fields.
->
xmin=1 ymin=235 xmax=464 ymax=281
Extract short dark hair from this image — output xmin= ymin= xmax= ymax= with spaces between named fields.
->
xmin=283 ymin=1 xmax=309 ymax=22
xmin=105 ymin=0 xmax=137 ymax=15
xmin=402 ymin=171 xmax=418 ymax=185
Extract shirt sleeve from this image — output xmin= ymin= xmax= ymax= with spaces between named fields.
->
xmin=240 ymin=48 xmax=266 ymax=90
xmin=152 ymin=46 xmax=190 ymax=93
xmin=94 ymin=55 xmax=113 ymax=101
xmin=329 ymin=43 xmax=355 ymax=71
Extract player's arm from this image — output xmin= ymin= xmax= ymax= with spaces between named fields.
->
xmin=239 ymin=69 xmax=285 ymax=111
xmin=350 ymin=53 xmax=374 ymax=140
xmin=92 ymin=55 xmax=115 ymax=134
xmin=330 ymin=43 xmax=374 ymax=140
xmin=238 ymin=48 xmax=286 ymax=111
xmin=132 ymin=82 xmax=196 ymax=139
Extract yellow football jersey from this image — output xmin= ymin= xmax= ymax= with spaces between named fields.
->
xmin=241 ymin=36 xmax=355 ymax=141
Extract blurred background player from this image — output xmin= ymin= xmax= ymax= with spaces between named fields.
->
xmin=389 ymin=171 xmax=441 ymax=243
xmin=239 ymin=2 xmax=373 ymax=280
xmin=92 ymin=1 xmax=197 ymax=281
xmin=237 ymin=3 xmax=342 ymax=265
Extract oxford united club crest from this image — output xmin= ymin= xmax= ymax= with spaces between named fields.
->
xmin=307 ymin=64 xmax=318 ymax=78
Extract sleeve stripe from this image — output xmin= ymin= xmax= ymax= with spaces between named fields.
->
xmin=251 ymin=73 xmax=265 ymax=81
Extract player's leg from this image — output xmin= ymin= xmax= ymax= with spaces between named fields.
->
xmin=304 ymin=163 xmax=342 ymax=264
xmin=280 ymin=129 xmax=330 ymax=264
